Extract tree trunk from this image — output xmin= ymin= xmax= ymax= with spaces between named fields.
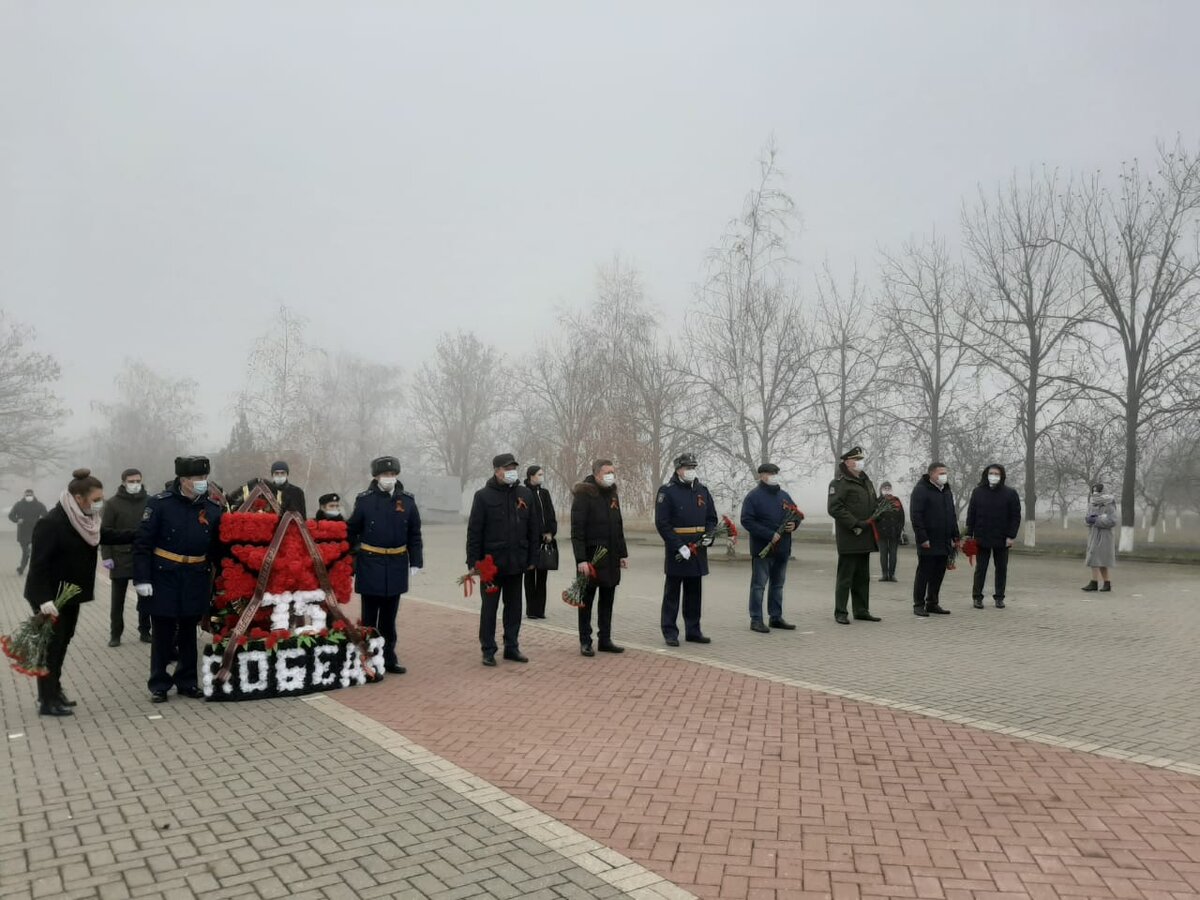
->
xmin=1147 ymin=524 xmax=1156 ymax=543
xmin=1025 ymin=519 xmax=1036 ymax=547
xmin=1119 ymin=396 xmax=1137 ymax=552
xmin=1024 ymin=378 xmax=1037 ymax=546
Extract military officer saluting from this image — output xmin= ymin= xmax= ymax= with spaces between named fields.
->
xmin=133 ymin=456 xmax=225 ymax=702
xmin=347 ymin=456 xmax=423 ymax=675
xmin=655 ymin=453 xmax=718 ymax=647
xmin=827 ymin=446 xmax=882 ymax=625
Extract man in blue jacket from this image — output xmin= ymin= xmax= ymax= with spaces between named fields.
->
xmin=347 ymin=456 xmax=423 ymax=675
xmin=655 ymin=453 xmax=718 ymax=647
xmin=740 ymin=463 xmax=801 ymax=633
xmin=133 ymin=456 xmax=224 ymax=703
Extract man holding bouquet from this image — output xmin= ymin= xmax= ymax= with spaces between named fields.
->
xmin=655 ymin=453 xmax=718 ymax=647
xmin=740 ymin=463 xmax=801 ymax=633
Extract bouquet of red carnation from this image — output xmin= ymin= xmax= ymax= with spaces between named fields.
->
xmin=458 ymin=554 xmax=499 ymax=597
xmin=1 ymin=583 xmax=81 ymax=678
xmin=961 ymin=537 xmax=979 ymax=567
xmin=678 ymin=515 xmax=737 ymax=560
xmin=562 ymin=547 xmax=608 ymax=608
xmin=758 ymin=503 xmax=805 ymax=558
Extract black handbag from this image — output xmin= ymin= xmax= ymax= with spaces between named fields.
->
xmin=537 ymin=539 xmax=560 ymax=571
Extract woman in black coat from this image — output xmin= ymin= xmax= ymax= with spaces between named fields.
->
xmin=965 ymin=463 xmax=1022 ymax=608
xmin=23 ymin=468 xmax=135 ymax=716
xmin=569 ymin=460 xmax=629 ymax=656
xmin=523 ymin=466 xmax=558 ymax=619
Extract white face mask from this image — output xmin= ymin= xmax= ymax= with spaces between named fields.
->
xmin=377 ymin=476 xmax=397 ymax=491
xmin=765 ymin=475 xmax=780 ymax=487
xmin=88 ymin=500 xmax=104 ymax=517
xmin=882 ymin=489 xmax=892 ymax=497
xmin=680 ymin=468 xmax=698 ymax=483
xmin=503 ymin=469 xmax=520 ymax=485
xmin=987 ymin=474 xmax=1001 ymax=486
xmin=849 ymin=459 xmax=865 ymax=473
xmin=273 ymin=475 xmax=288 ymax=486
xmin=125 ymin=482 xmax=142 ymax=495
xmin=601 ymin=473 xmax=616 ymax=487
xmin=24 ymin=494 xmax=34 ymax=501
xmin=530 ymin=475 xmax=543 ymax=486
xmin=323 ymin=508 xmax=342 ymax=518
xmin=936 ymin=473 xmax=949 ymax=486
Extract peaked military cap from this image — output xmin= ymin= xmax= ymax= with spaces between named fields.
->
xmin=174 ymin=456 xmax=211 ymax=477
xmin=673 ymin=453 xmax=698 ymax=469
xmin=839 ymin=446 xmax=865 ymax=461
xmin=370 ymin=456 xmax=401 ymax=477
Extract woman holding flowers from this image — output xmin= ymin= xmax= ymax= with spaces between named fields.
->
xmin=23 ymin=468 xmax=135 ymax=716
xmin=569 ymin=459 xmax=628 ymax=656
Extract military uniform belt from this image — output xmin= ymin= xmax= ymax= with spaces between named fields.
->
xmin=673 ymin=526 xmax=707 ymax=535
xmin=154 ymin=548 xmax=208 ymax=565
xmin=359 ymin=543 xmax=408 ymax=556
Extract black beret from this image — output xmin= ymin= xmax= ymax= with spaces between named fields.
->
xmin=271 ymin=460 xmax=289 ymax=474
xmin=371 ymin=456 xmax=401 ymax=477
xmin=757 ymin=463 xmax=780 ymax=475
xmin=492 ymin=453 xmax=518 ymax=469
xmin=318 ymin=493 xmax=340 ymax=506
xmin=673 ymin=453 xmax=698 ymax=469
xmin=839 ymin=446 xmax=865 ymax=461
xmin=174 ymin=456 xmax=210 ymax=477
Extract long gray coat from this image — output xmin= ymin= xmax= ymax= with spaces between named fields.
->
xmin=1084 ymin=493 xmax=1117 ymax=568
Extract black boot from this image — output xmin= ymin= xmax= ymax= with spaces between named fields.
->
xmin=1081 ymin=581 xmax=1098 ymax=592
xmin=1099 ymin=581 xmax=1112 ymax=592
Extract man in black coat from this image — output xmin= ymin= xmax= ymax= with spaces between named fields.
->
xmin=909 ymin=462 xmax=960 ymax=617
xmin=101 ymin=468 xmax=150 ymax=646
xmin=965 ymin=463 xmax=1022 ymax=609
xmin=228 ymin=460 xmax=306 ymax=517
xmin=570 ymin=459 xmax=629 ymax=655
xmin=524 ymin=465 xmax=558 ymax=619
xmin=467 ymin=453 xmax=538 ymax=666
xmin=9 ymin=488 xmax=47 ymax=576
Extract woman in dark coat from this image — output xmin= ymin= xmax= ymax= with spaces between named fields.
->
xmin=23 ymin=468 xmax=135 ymax=716
xmin=965 ymin=463 xmax=1022 ymax=608
xmin=523 ymin=465 xmax=558 ymax=619
xmin=570 ymin=459 xmax=628 ymax=655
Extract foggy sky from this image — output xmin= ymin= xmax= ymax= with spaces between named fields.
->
xmin=3 ymin=1 xmax=1199 ymax=455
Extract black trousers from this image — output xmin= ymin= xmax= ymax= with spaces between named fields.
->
xmin=524 ymin=568 xmax=549 ymax=617
xmin=834 ymin=553 xmax=871 ymax=616
xmin=661 ymin=575 xmax=702 ymax=640
xmin=914 ymin=556 xmax=949 ymax=609
xmin=480 ymin=573 xmax=523 ymax=654
xmin=360 ymin=594 xmax=401 ymax=666
xmin=878 ymin=537 xmax=899 ymax=578
xmin=973 ymin=546 xmax=1010 ymax=601
xmin=148 ymin=615 xmax=200 ymax=694
xmin=110 ymin=577 xmax=151 ymax=640
xmin=18 ymin=540 xmax=32 ymax=573
xmin=579 ymin=583 xmax=616 ymax=645
xmin=36 ymin=600 xmax=81 ymax=704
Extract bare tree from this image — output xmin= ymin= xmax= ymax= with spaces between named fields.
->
xmin=682 ymin=142 xmax=811 ymax=475
xmin=1039 ymin=402 xmax=1124 ymax=530
xmin=212 ymin=410 xmax=265 ymax=490
xmin=91 ymin=360 xmax=200 ymax=485
xmin=412 ymin=331 xmax=505 ymax=491
xmin=1052 ymin=140 xmax=1200 ymax=551
xmin=961 ymin=169 xmax=1090 ymax=546
xmin=238 ymin=305 xmax=314 ymax=455
xmin=1135 ymin=423 xmax=1198 ymax=543
xmin=878 ymin=234 xmax=973 ymax=464
xmin=0 ymin=311 xmax=66 ymax=476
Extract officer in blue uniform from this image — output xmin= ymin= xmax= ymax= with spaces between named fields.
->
xmin=133 ymin=456 xmax=225 ymax=702
xmin=347 ymin=456 xmax=423 ymax=675
xmin=655 ymin=453 xmax=718 ymax=647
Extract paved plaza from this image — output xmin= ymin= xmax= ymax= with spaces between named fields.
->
xmin=2 ymin=528 xmax=1199 ymax=899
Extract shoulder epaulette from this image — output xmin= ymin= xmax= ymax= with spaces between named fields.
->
xmin=153 ymin=491 xmax=172 ymax=500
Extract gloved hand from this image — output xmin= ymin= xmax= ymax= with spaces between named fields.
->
xmin=577 ymin=562 xmax=590 ymax=575
xmin=135 ymin=583 xmax=153 ymax=597
xmin=102 ymin=559 xmax=115 ymax=571
xmin=39 ymin=601 xmax=58 ymax=617
xmin=678 ymin=545 xmax=692 ymax=560
xmin=699 ymin=535 xmax=714 ymax=548
xmin=409 ymin=567 xmax=422 ymax=577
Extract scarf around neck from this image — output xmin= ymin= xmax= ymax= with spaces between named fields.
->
xmin=60 ymin=489 xmax=101 ymax=547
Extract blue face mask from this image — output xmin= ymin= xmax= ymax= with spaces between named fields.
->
xmin=192 ymin=480 xmax=208 ymax=495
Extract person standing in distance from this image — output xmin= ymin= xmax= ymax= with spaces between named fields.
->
xmin=656 ymin=453 xmax=718 ymax=646
xmin=827 ymin=447 xmax=882 ymax=625
xmin=1082 ymin=483 xmax=1117 ymax=592
xmin=314 ymin=492 xmax=343 ymax=521
xmin=570 ymin=459 xmax=629 ymax=656
xmin=965 ymin=464 xmax=1022 ymax=609
xmin=909 ymin=462 xmax=960 ymax=617
xmin=523 ymin=465 xmax=557 ymax=619
xmin=740 ymin=463 xmax=800 ymax=633
xmin=10 ymin=487 xmax=47 ymax=576
xmin=874 ymin=481 xmax=905 ymax=583
xmin=347 ymin=457 xmax=422 ymax=675
xmin=467 ymin=453 xmax=538 ymax=666
xmin=101 ymin=468 xmax=150 ymax=646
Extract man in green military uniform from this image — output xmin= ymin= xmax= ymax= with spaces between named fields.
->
xmin=827 ymin=446 xmax=882 ymax=625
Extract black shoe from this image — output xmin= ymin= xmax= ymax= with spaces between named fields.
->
xmin=878 ymin=577 xmax=889 ymax=582
xmin=139 ymin=632 xmax=152 ymax=644
xmin=385 ymin=663 xmax=407 ymax=675
xmin=972 ymin=599 xmax=984 ymax=609
xmin=56 ymin=695 xmax=77 ymax=708
xmin=750 ymin=621 xmax=771 ymax=634
xmin=834 ymin=612 xmax=850 ymax=624
xmin=502 ymin=650 xmax=529 ymax=663
xmin=994 ymin=599 xmax=1006 ymax=609
xmin=1081 ymin=580 xmax=1098 ymax=592
xmin=108 ymin=638 xmax=120 ymax=647
xmin=768 ymin=618 xmax=796 ymax=630
xmin=482 ymin=653 xmax=496 ymax=667
xmin=664 ymin=638 xmax=680 ymax=647
xmin=685 ymin=635 xmax=711 ymax=644
xmin=38 ymin=702 xmax=73 ymax=717
xmin=913 ymin=607 xmax=929 ymax=617
xmin=597 ymin=642 xmax=624 ymax=653
xmin=1099 ymin=582 xmax=1112 ymax=592
xmin=150 ymin=691 xmax=169 ymax=703
xmin=580 ymin=643 xmax=595 ymax=657
xmin=927 ymin=605 xmax=951 ymax=615
xmin=178 ymin=687 xmax=204 ymax=699
xmin=853 ymin=614 xmax=881 ymax=622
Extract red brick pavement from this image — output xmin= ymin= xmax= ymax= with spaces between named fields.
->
xmin=336 ymin=601 xmax=1200 ymax=900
